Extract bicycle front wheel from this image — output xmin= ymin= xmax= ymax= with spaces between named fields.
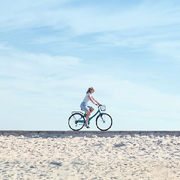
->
xmin=68 ymin=113 xmax=85 ymax=131
xmin=96 ymin=113 xmax=113 ymax=131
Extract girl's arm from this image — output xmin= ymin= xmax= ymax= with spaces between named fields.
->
xmin=91 ymin=96 xmax=100 ymax=105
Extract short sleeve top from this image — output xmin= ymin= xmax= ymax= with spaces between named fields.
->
xmin=82 ymin=93 xmax=92 ymax=104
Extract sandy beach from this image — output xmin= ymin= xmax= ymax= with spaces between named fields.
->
xmin=0 ymin=131 xmax=180 ymax=180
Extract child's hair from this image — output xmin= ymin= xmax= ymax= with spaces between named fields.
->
xmin=86 ymin=87 xmax=94 ymax=94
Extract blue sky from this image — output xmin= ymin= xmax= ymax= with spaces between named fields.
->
xmin=1 ymin=0 xmax=180 ymax=130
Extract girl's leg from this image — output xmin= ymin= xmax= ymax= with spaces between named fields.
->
xmin=85 ymin=111 xmax=90 ymax=126
xmin=89 ymin=107 xmax=94 ymax=113
xmin=85 ymin=107 xmax=94 ymax=128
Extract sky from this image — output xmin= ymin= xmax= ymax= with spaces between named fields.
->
xmin=1 ymin=0 xmax=180 ymax=130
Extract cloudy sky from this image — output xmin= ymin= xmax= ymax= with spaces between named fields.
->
xmin=1 ymin=0 xmax=180 ymax=130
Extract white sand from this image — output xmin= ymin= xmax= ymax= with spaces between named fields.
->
xmin=0 ymin=131 xmax=180 ymax=179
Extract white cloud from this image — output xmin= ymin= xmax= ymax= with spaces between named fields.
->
xmin=0 ymin=45 xmax=83 ymax=129
xmin=17 ymin=53 xmax=82 ymax=67
xmin=1 ymin=0 xmax=180 ymax=35
xmin=0 ymin=45 xmax=82 ymax=102
xmin=44 ymin=74 xmax=180 ymax=130
xmin=0 ymin=0 xmax=71 ymax=30
xmin=1 ymin=46 xmax=180 ymax=130
xmin=0 ymin=49 xmax=82 ymax=78
xmin=31 ymin=37 xmax=66 ymax=44
xmin=0 ymin=42 xmax=10 ymax=50
xmin=152 ymin=41 xmax=180 ymax=61
xmin=1 ymin=0 xmax=180 ymax=130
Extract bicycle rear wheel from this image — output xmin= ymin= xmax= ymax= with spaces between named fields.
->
xmin=68 ymin=113 xmax=85 ymax=131
xmin=96 ymin=113 xmax=113 ymax=131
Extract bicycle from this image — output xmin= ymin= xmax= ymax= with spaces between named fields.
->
xmin=68 ymin=105 xmax=113 ymax=131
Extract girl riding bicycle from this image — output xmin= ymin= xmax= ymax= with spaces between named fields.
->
xmin=80 ymin=87 xmax=100 ymax=128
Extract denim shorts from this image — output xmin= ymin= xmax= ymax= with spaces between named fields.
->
xmin=80 ymin=102 xmax=91 ymax=112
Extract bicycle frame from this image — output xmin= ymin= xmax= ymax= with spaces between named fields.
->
xmin=77 ymin=108 xmax=102 ymax=124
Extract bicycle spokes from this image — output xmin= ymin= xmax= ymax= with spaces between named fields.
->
xmin=68 ymin=113 xmax=85 ymax=131
xmin=96 ymin=113 xmax=113 ymax=131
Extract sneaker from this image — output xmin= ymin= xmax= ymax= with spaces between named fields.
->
xmin=84 ymin=124 xmax=90 ymax=128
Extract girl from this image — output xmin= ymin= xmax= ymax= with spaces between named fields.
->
xmin=80 ymin=87 xmax=100 ymax=128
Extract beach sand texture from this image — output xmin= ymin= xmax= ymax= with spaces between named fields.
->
xmin=0 ymin=131 xmax=180 ymax=180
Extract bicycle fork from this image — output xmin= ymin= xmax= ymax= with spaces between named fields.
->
xmin=99 ymin=113 xmax=105 ymax=123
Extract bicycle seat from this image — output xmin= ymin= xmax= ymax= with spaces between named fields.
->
xmin=71 ymin=110 xmax=84 ymax=114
